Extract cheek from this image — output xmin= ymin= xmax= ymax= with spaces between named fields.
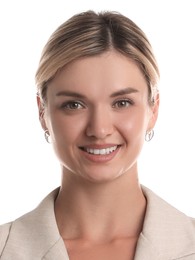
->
xmin=117 ymin=109 xmax=148 ymax=136
xmin=47 ymin=113 xmax=86 ymax=144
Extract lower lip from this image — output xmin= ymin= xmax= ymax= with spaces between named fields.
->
xmin=80 ymin=146 xmax=121 ymax=163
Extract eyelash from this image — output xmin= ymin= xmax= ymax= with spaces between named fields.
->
xmin=60 ymin=98 xmax=134 ymax=110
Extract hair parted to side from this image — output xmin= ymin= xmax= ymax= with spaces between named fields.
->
xmin=35 ymin=10 xmax=160 ymax=105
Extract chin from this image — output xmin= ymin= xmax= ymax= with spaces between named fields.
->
xmin=80 ymin=169 xmax=125 ymax=184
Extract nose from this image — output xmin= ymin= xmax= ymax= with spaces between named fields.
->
xmin=86 ymin=107 xmax=114 ymax=139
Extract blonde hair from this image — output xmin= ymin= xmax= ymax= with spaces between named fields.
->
xmin=35 ymin=10 xmax=160 ymax=104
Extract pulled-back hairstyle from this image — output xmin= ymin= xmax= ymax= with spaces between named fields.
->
xmin=35 ymin=10 xmax=159 ymax=104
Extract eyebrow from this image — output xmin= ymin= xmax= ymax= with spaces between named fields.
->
xmin=56 ymin=90 xmax=85 ymax=98
xmin=110 ymin=87 xmax=139 ymax=97
xmin=55 ymin=87 xmax=139 ymax=98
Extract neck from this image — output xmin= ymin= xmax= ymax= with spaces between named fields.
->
xmin=55 ymin=168 xmax=146 ymax=243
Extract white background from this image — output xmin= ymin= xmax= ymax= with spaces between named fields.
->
xmin=0 ymin=0 xmax=195 ymax=224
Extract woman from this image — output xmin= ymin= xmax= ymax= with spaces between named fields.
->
xmin=0 ymin=10 xmax=195 ymax=260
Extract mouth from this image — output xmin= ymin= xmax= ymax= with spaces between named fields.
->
xmin=79 ymin=145 xmax=121 ymax=155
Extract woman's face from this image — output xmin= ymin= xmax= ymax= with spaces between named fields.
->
xmin=39 ymin=51 xmax=158 ymax=183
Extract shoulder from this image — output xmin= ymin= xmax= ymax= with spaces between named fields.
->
xmin=139 ymin=185 xmax=195 ymax=258
xmin=142 ymin=185 xmax=195 ymax=229
xmin=0 ymin=188 xmax=63 ymax=259
xmin=190 ymin=217 xmax=195 ymax=228
xmin=0 ymin=222 xmax=12 ymax=256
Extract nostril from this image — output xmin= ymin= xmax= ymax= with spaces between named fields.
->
xmin=85 ymin=123 xmax=114 ymax=138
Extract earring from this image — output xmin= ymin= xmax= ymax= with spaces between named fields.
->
xmin=145 ymin=129 xmax=154 ymax=142
xmin=44 ymin=130 xmax=51 ymax=143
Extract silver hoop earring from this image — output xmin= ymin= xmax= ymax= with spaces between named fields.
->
xmin=145 ymin=129 xmax=154 ymax=142
xmin=44 ymin=130 xmax=51 ymax=143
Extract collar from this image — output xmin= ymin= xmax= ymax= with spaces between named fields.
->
xmin=2 ymin=186 xmax=195 ymax=259
xmin=134 ymin=186 xmax=195 ymax=259
xmin=1 ymin=188 xmax=69 ymax=260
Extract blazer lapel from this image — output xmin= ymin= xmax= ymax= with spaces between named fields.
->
xmin=134 ymin=233 xmax=164 ymax=260
xmin=134 ymin=186 xmax=195 ymax=260
xmin=42 ymin=237 xmax=69 ymax=260
xmin=1 ymin=188 xmax=69 ymax=260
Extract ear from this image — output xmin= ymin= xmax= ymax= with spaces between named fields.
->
xmin=148 ymin=93 xmax=160 ymax=130
xmin=36 ymin=95 xmax=47 ymax=131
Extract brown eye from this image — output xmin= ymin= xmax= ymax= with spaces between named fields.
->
xmin=113 ymin=99 xmax=134 ymax=108
xmin=61 ymin=101 xmax=85 ymax=110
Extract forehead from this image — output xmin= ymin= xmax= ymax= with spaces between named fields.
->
xmin=48 ymin=51 xmax=148 ymax=95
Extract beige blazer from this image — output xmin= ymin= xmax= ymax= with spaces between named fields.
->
xmin=1 ymin=186 xmax=195 ymax=259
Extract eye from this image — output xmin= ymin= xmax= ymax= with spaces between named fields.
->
xmin=61 ymin=101 xmax=85 ymax=110
xmin=112 ymin=99 xmax=134 ymax=109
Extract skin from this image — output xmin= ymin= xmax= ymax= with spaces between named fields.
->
xmin=38 ymin=50 xmax=159 ymax=259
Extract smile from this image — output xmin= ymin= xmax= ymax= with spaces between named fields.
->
xmin=79 ymin=145 xmax=121 ymax=163
xmin=85 ymin=146 xmax=117 ymax=155
xmin=80 ymin=145 xmax=119 ymax=155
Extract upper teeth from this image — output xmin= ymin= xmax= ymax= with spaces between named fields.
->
xmin=86 ymin=146 xmax=117 ymax=155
